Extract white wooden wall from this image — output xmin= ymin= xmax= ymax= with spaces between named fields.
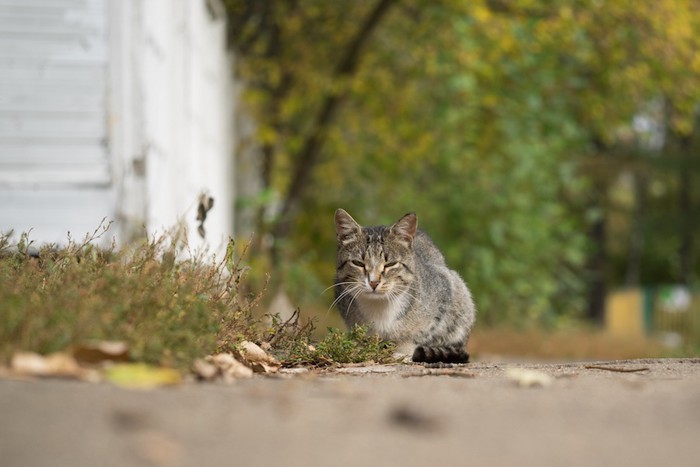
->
xmin=0 ymin=0 xmax=114 ymax=245
xmin=0 ymin=0 xmax=236 ymax=252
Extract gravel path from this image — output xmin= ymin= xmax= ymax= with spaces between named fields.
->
xmin=2 ymin=358 xmax=699 ymax=467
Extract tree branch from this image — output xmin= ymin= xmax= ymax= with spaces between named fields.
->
xmin=271 ymin=0 xmax=394 ymax=242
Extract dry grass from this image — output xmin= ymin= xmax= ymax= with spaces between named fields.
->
xmin=0 ymin=224 xmax=398 ymax=371
xmin=0 ymin=223 xmax=264 ymax=370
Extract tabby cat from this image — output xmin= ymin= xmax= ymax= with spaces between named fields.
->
xmin=333 ymin=209 xmax=476 ymax=363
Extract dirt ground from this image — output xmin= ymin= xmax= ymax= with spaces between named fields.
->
xmin=2 ymin=358 xmax=699 ymax=467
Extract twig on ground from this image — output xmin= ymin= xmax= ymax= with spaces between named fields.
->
xmin=584 ymin=365 xmax=649 ymax=373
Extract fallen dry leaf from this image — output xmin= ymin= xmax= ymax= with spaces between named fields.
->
xmin=10 ymin=351 xmax=99 ymax=382
xmin=72 ymin=341 xmax=130 ymax=365
xmin=192 ymin=358 xmax=219 ymax=381
xmin=235 ymin=341 xmax=278 ymax=364
xmin=104 ymin=363 xmax=181 ymax=389
xmin=12 ymin=351 xmax=77 ymax=375
xmin=249 ymin=361 xmax=278 ymax=374
xmin=233 ymin=341 xmax=280 ymax=373
xmin=204 ymin=353 xmax=253 ymax=382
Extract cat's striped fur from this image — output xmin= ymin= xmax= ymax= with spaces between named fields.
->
xmin=333 ymin=209 xmax=476 ymax=363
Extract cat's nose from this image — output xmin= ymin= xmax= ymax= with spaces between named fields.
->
xmin=369 ymin=280 xmax=380 ymax=290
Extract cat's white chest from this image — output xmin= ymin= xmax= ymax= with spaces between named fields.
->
xmin=356 ymin=294 xmax=407 ymax=337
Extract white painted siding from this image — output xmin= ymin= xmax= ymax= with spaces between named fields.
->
xmin=0 ymin=0 xmax=111 ymax=186
xmin=0 ymin=0 xmax=236 ymax=252
xmin=136 ymin=0 xmax=235 ymax=250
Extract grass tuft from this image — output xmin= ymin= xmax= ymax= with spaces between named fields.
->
xmin=0 ymin=223 xmax=397 ymax=371
xmin=266 ymin=311 xmax=396 ymax=367
xmin=0 ymin=223 xmax=264 ymax=371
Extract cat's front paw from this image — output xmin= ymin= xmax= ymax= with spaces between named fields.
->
xmin=412 ymin=345 xmax=470 ymax=364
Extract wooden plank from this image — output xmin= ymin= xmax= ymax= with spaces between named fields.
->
xmin=0 ymin=167 xmax=110 ymax=185
xmin=0 ymin=0 xmax=109 ymax=187
xmin=0 ymin=142 xmax=106 ymax=163
xmin=0 ymin=16 xmax=104 ymax=36
xmin=0 ymin=37 xmax=106 ymax=60
xmin=0 ymin=0 xmax=105 ymax=13
xmin=0 ymin=61 xmax=105 ymax=84
xmin=0 ymin=186 xmax=116 ymax=245
xmin=0 ymin=86 xmax=104 ymax=113
xmin=0 ymin=115 xmax=106 ymax=139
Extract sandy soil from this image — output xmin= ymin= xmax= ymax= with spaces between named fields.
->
xmin=2 ymin=358 xmax=699 ymax=467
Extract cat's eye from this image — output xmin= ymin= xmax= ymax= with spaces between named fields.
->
xmin=384 ymin=261 xmax=398 ymax=268
xmin=351 ymin=260 xmax=365 ymax=268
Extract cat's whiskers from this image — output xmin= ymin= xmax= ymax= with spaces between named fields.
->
xmin=386 ymin=289 xmax=400 ymax=312
xmin=393 ymin=285 xmax=419 ymax=303
xmin=320 ymin=281 xmax=356 ymax=296
xmin=346 ymin=284 xmax=366 ymax=314
xmin=328 ymin=285 xmax=359 ymax=309
xmin=327 ymin=282 xmax=364 ymax=313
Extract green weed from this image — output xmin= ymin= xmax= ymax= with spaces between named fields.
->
xmin=268 ymin=311 xmax=396 ymax=366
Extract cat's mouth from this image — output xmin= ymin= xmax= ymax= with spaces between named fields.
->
xmin=364 ymin=287 xmax=387 ymax=297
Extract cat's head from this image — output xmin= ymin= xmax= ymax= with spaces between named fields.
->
xmin=334 ymin=209 xmax=417 ymax=299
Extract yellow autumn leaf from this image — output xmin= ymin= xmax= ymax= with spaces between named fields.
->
xmin=104 ymin=364 xmax=182 ymax=389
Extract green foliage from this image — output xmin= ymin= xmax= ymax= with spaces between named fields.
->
xmin=311 ymin=325 xmax=396 ymax=365
xmin=0 ymin=226 xmax=262 ymax=370
xmin=226 ymin=0 xmax=700 ymax=325
xmin=269 ymin=315 xmax=396 ymax=366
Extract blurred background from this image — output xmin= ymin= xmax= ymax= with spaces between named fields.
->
xmin=1 ymin=0 xmax=699 ymax=358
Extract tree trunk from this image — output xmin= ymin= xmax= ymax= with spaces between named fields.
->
xmin=584 ymin=139 xmax=611 ymax=325
xmin=586 ymin=209 xmax=607 ymax=324
xmin=663 ymin=100 xmax=694 ymax=285
xmin=677 ymin=134 xmax=693 ymax=285
xmin=268 ymin=0 xmax=394 ymax=264
xmin=625 ymin=173 xmax=648 ymax=286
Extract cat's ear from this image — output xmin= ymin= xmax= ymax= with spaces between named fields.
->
xmin=390 ymin=212 xmax=417 ymax=246
xmin=335 ymin=209 xmax=361 ymax=245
